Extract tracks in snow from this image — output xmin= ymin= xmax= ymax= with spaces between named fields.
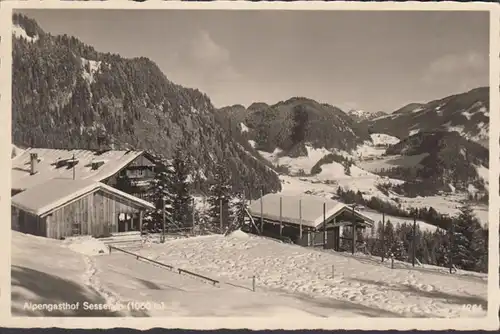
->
xmin=82 ymin=254 xmax=133 ymax=315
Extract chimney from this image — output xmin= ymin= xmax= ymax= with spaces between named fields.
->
xmin=30 ymin=153 xmax=38 ymax=175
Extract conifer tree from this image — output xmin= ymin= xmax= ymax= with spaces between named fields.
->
xmin=470 ymin=225 xmax=488 ymax=273
xmin=392 ymin=239 xmax=406 ymax=261
xmin=432 ymin=229 xmax=448 ymax=267
xmin=227 ymin=191 xmax=247 ymax=234
xmin=149 ymin=158 xmax=174 ymax=231
xmin=383 ymin=220 xmax=395 ymax=257
xmin=451 ymin=205 xmax=481 ymax=271
xmin=393 ymin=223 xmax=407 ymax=261
xmin=356 ymin=228 xmax=366 ymax=253
xmin=371 ymin=221 xmax=385 ymax=257
xmin=340 ymin=226 xmax=353 ymax=252
xmin=170 ymin=145 xmax=193 ymax=228
xmin=207 ymin=161 xmax=232 ymax=232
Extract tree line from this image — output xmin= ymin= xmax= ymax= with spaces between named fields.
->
xmin=133 ymin=145 xmax=247 ymax=235
xmin=336 ymin=188 xmax=488 ymax=273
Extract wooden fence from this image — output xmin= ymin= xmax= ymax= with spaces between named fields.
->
xmin=108 ymin=245 xmax=219 ymax=285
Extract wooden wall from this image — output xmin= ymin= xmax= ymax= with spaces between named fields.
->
xmin=44 ymin=189 xmax=145 ymax=239
xmin=127 ymin=154 xmax=156 ymax=168
xmin=12 ymin=206 xmax=47 ymax=237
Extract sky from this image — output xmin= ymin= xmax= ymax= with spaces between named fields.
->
xmin=17 ymin=9 xmax=490 ymax=113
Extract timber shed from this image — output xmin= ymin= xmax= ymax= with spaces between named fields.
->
xmin=248 ymin=193 xmax=374 ymax=251
xmin=11 ymin=178 xmax=155 ymax=239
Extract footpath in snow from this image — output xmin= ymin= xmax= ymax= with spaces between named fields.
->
xmin=11 ymin=232 xmax=146 ymax=317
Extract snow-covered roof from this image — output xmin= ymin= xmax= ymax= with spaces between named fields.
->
xmin=12 ymin=148 xmax=144 ymax=191
xmin=248 ymin=193 xmax=374 ymax=228
xmin=12 ymin=178 xmax=155 ymax=217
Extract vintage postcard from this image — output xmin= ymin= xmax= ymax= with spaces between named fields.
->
xmin=0 ymin=0 xmax=499 ymax=331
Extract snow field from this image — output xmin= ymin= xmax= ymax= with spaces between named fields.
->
xmin=12 ymin=25 xmax=39 ymax=43
xmin=278 ymin=171 xmax=488 ymax=228
xmin=12 ymin=231 xmax=388 ymax=317
xmin=11 ymin=232 xmax=126 ymax=316
xmin=137 ymin=231 xmax=487 ymax=318
xmin=11 ymin=229 xmax=487 ymax=318
xmin=93 ymin=252 xmax=360 ymax=317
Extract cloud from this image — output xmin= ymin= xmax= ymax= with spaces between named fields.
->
xmin=184 ymin=30 xmax=241 ymax=84
xmin=422 ymin=51 xmax=488 ymax=85
xmin=189 ymin=31 xmax=230 ymax=65
xmin=338 ymin=101 xmax=360 ymax=112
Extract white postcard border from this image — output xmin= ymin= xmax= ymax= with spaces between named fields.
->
xmin=0 ymin=0 xmax=498 ymax=330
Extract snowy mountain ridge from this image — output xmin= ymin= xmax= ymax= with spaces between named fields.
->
xmin=347 ymin=109 xmax=387 ymax=122
xmin=367 ymin=87 xmax=489 ymax=148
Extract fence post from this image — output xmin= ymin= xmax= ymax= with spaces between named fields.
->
xmin=351 ymin=206 xmax=356 ymax=255
xmin=192 ymin=198 xmax=195 ymax=235
xmin=161 ymin=197 xmax=166 ymax=243
xmin=412 ymin=214 xmax=416 ymax=267
xmin=331 ymin=265 xmax=334 ymax=279
xmin=391 ymin=253 xmax=394 ymax=269
xmin=449 ymin=218 xmax=454 ymax=274
xmin=279 ymin=196 xmax=283 ymax=236
xmin=252 ymin=275 xmax=256 ymax=292
xmin=260 ymin=189 xmax=264 ymax=233
xmin=323 ymin=202 xmax=327 ymax=249
xmin=299 ymin=199 xmax=303 ymax=243
xmin=381 ymin=213 xmax=385 ymax=262
xmin=220 ymin=198 xmax=223 ymax=232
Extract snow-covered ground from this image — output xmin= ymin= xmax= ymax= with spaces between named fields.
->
xmin=359 ymin=209 xmax=438 ymax=232
xmin=80 ymin=57 xmax=101 ymax=84
xmin=278 ymin=174 xmax=488 ymax=228
xmin=258 ymin=145 xmax=332 ymax=175
xmin=254 ymin=134 xmax=488 ymax=227
xmin=11 ymin=144 xmax=24 ymax=158
xmin=11 ymin=232 xmax=127 ymax=317
xmin=11 ymin=230 xmax=487 ymax=318
xmin=136 ymin=231 xmax=487 ymax=318
xmin=357 ymin=153 xmax=429 ymax=172
xmin=12 ymin=25 xmax=39 ymax=43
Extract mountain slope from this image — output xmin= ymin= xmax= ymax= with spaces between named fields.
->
xmin=380 ymin=131 xmax=489 ymax=196
xmin=367 ymin=88 xmax=489 ymax=147
xmin=218 ymin=98 xmax=371 ymax=157
xmin=11 ymin=14 xmax=281 ymax=197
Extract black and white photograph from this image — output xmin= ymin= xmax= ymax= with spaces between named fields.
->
xmin=5 ymin=1 xmax=495 ymax=323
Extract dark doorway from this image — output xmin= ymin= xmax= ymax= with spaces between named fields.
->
xmin=118 ymin=213 xmax=136 ymax=232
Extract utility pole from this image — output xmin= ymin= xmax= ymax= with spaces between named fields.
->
xmin=351 ymin=204 xmax=356 ymax=255
xmin=412 ymin=213 xmax=416 ymax=267
xmin=191 ymin=197 xmax=195 ymax=235
xmin=279 ymin=197 xmax=283 ymax=236
xmin=448 ymin=217 xmax=454 ymax=274
xmin=162 ymin=196 xmax=166 ymax=243
xmin=381 ymin=212 xmax=385 ymax=262
xmin=72 ymin=153 xmax=76 ymax=180
xmin=220 ymin=198 xmax=223 ymax=232
xmin=260 ymin=189 xmax=264 ymax=233
xmin=323 ymin=202 xmax=327 ymax=249
xmin=299 ymin=198 xmax=303 ymax=242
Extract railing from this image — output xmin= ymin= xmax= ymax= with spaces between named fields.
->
xmin=178 ymin=268 xmax=219 ymax=285
xmin=108 ymin=245 xmax=174 ymax=270
xmin=108 ymin=245 xmax=219 ymax=285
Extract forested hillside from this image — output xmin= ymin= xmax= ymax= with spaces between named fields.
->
xmin=12 ymin=13 xmax=281 ymax=197
xmin=218 ymin=97 xmax=371 ymax=157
